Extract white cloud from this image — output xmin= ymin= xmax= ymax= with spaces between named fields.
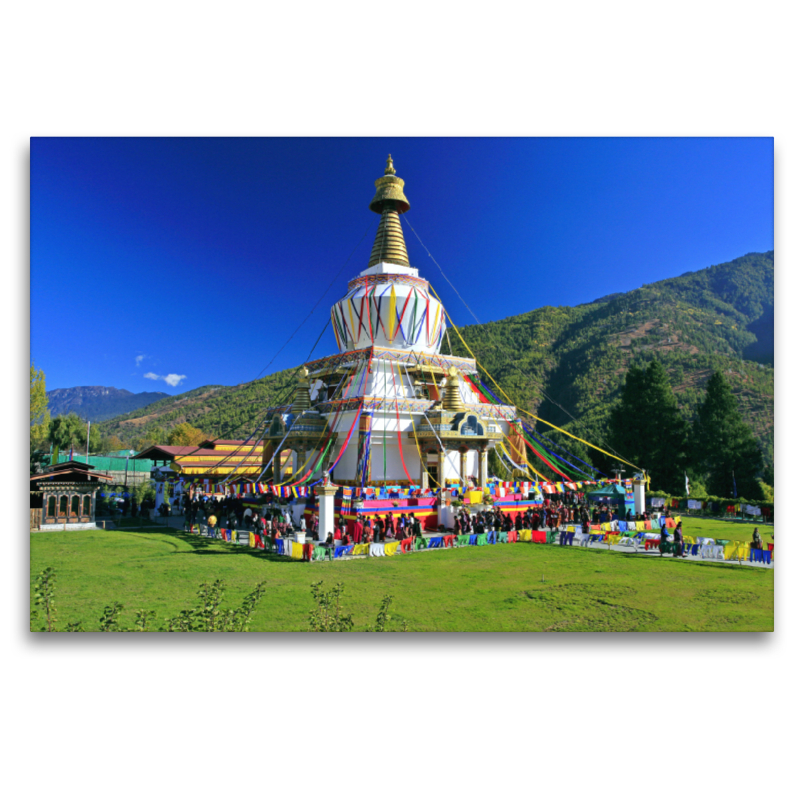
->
xmin=144 ymin=372 xmax=187 ymax=387
xmin=135 ymin=355 xmax=147 ymax=367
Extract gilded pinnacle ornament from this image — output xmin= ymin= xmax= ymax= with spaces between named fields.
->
xmin=290 ymin=367 xmax=312 ymax=413
xmin=368 ymin=155 xmax=411 ymax=268
xmin=443 ymin=366 xmax=466 ymax=412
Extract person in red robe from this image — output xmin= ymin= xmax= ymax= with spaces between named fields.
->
xmin=385 ymin=513 xmax=395 ymax=539
xmin=353 ymin=517 xmax=363 ymax=544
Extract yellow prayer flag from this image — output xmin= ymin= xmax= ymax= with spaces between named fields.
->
xmin=388 ymin=285 xmax=397 ymax=341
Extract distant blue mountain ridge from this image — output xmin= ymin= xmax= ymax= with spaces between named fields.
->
xmin=46 ymin=386 xmax=169 ymax=422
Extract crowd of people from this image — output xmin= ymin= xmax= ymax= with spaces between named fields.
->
xmin=103 ymin=493 xmax=155 ymax=519
xmin=176 ymin=490 xmax=677 ymax=552
xmin=326 ymin=511 xmax=423 ymax=547
xmin=454 ymin=498 xmax=659 ymax=532
xmin=326 ymin=498 xmax=657 ymax=548
xmin=183 ymin=494 xmax=311 ymax=538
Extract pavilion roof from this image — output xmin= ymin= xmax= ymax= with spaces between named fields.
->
xmin=132 ymin=445 xmax=201 ymax=461
xmin=49 ymin=459 xmax=96 ymax=472
xmin=31 ymin=464 xmax=113 ymax=484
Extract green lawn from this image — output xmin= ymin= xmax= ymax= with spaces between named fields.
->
xmin=30 ymin=519 xmax=774 ymax=632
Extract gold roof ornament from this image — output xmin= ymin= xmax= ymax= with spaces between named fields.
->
xmin=290 ymin=367 xmax=312 ymax=413
xmin=442 ymin=366 xmax=466 ymax=412
xmin=368 ymin=155 xmax=411 ymax=268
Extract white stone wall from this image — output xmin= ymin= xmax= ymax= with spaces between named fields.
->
xmin=38 ymin=522 xmax=99 ymax=531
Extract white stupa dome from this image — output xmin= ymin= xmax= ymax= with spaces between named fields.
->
xmin=330 ymin=156 xmax=447 ymax=356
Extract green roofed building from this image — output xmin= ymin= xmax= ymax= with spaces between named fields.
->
xmin=56 ymin=451 xmax=153 ymax=487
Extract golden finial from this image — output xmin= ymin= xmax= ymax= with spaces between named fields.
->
xmin=291 ymin=367 xmax=312 ymax=413
xmin=367 ymin=155 xmax=411 ymax=267
xmin=443 ymin=367 xmax=465 ymax=412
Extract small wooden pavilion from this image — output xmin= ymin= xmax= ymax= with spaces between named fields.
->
xmin=30 ymin=460 xmax=113 ymax=530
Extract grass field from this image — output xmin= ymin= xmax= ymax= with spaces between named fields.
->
xmin=30 ymin=518 xmax=773 ymax=632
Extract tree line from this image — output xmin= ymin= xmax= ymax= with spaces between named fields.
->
xmin=606 ymin=361 xmax=767 ymax=499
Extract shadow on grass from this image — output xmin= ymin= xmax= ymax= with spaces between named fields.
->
xmin=162 ymin=528 xmax=311 ymax=565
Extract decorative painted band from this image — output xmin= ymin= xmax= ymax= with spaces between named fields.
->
xmin=313 ymin=396 xmax=515 ymax=419
xmin=347 ymin=273 xmax=430 ymax=291
xmin=303 ymin=345 xmax=477 ymax=375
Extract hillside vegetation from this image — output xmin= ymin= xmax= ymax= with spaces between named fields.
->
xmin=96 ymin=252 xmax=774 ymax=473
xmin=452 ymin=251 xmax=774 ymax=471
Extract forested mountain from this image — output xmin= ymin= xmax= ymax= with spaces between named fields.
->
xmin=46 ymin=386 xmax=169 ymax=422
xmin=452 ymin=251 xmax=774 ymax=471
xmin=97 ymin=378 xmax=295 ymax=450
xmin=96 ymin=251 xmax=774 ymax=472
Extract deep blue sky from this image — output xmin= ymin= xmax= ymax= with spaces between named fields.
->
xmin=31 ymin=137 xmax=773 ymax=394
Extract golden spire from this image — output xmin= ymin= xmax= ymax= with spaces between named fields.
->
xmin=367 ymin=155 xmax=411 ymax=268
xmin=290 ymin=367 xmax=312 ymax=414
xmin=442 ymin=366 xmax=466 ymax=412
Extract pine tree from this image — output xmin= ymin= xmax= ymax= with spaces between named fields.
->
xmin=693 ymin=371 xmax=764 ymax=499
xmin=608 ymin=360 xmax=689 ymax=494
